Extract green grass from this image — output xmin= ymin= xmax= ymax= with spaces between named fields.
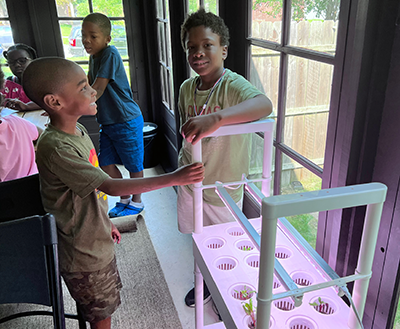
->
xmin=395 ymin=306 xmax=400 ymax=327
xmin=60 ymin=24 xmax=72 ymax=45
xmin=287 ymin=213 xmax=318 ymax=249
xmin=281 ymin=175 xmax=321 ymax=248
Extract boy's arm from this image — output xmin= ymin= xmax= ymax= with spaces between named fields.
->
xmin=98 ymin=162 xmax=204 ymax=196
xmin=3 ymin=99 xmax=41 ymax=111
xmin=91 ymin=77 xmax=110 ymax=100
xmin=182 ymin=94 xmax=272 ymax=145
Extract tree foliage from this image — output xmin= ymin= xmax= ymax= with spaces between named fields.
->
xmin=56 ymin=0 xmax=124 ymax=17
xmin=253 ymin=0 xmax=340 ymax=21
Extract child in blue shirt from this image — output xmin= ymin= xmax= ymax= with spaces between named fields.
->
xmin=82 ymin=12 xmax=144 ymax=218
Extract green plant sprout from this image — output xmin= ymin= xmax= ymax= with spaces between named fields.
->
xmin=234 ymin=285 xmax=255 ymax=300
xmin=309 ymin=297 xmax=328 ymax=313
xmin=242 ymin=297 xmax=256 ymax=329
xmin=242 ymin=246 xmax=253 ymax=251
xmin=235 ymin=286 xmax=257 ymax=328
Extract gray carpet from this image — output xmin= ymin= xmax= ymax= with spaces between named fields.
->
xmin=0 ymin=217 xmax=183 ymax=329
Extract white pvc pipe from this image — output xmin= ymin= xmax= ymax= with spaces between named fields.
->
xmin=192 ymin=141 xmax=204 ymax=329
xmin=192 ymin=141 xmax=203 ymax=234
xmin=194 ymin=262 xmax=204 ymax=329
xmin=348 ymin=202 xmax=385 ymax=328
xmin=256 ymin=210 xmax=278 ymax=329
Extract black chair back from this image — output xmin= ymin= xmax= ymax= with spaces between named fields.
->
xmin=0 ymin=214 xmax=65 ymax=328
xmin=0 ymin=174 xmax=45 ymax=222
xmin=0 ymin=175 xmax=86 ymax=328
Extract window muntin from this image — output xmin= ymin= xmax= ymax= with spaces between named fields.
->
xmin=156 ymin=0 xmax=174 ymax=113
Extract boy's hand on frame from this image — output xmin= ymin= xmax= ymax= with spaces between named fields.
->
xmin=181 ymin=114 xmax=221 ymax=145
xmin=172 ymin=162 xmax=205 ymax=185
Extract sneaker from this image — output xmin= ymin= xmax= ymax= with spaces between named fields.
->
xmin=108 ymin=202 xmax=128 ymax=218
xmin=184 ymin=282 xmax=211 ymax=308
xmin=117 ymin=204 xmax=144 ymax=217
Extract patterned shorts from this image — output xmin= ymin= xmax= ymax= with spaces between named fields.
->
xmin=61 ymin=257 xmax=123 ymax=323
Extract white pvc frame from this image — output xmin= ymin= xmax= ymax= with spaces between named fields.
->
xmin=191 ymin=118 xmax=386 ymax=329
xmin=191 ymin=119 xmax=274 ymax=328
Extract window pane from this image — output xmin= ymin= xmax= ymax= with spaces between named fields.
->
xmin=167 ymin=69 xmax=174 ymax=111
xmin=92 ymin=0 xmax=123 ymax=16
xmin=289 ymin=0 xmax=340 ymax=55
xmin=250 ymin=46 xmax=280 ymax=123
xmin=55 ymin=1 xmax=92 ymax=18
xmin=188 ymin=0 xmax=200 ymax=13
xmin=160 ymin=66 xmax=167 ymax=104
xmin=1 ymin=60 xmax=12 ymax=77
xmin=123 ymin=61 xmax=130 ymax=85
xmin=158 ymin=23 xmax=166 ymax=63
xmin=249 ymin=132 xmax=276 ymax=196
xmin=62 ymin=21 xmax=87 ymax=60
xmin=56 ymin=0 xmax=80 ymax=17
xmin=394 ymin=302 xmax=400 ymax=329
xmin=110 ymin=20 xmax=127 ymax=59
xmin=204 ymin=0 xmax=218 ymax=14
xmin=156 ymin=0 xmax=164 ymax=18
xmin=0 ymin=22 xmax=14 ymax=56
xmin=281 ymin=154 xmax=321 ymax=248
xmin=251 ymin=0 xmax=282 ymax=43
xmin=283 ymin=56 xmax=332 ymax=164
xmin=0 ymin=0 xmax=8 ymax=17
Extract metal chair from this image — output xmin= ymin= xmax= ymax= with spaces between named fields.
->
xmin=0 ymin=175 xmax=86 ymax=329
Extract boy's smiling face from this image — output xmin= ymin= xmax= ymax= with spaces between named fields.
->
xmin=81 ymin=21 xmax=111 ymax=57
xmin=56 ymin=65 xmax=98 ymax=117
xmin=185 ymin=25 xmax=227 ymax=86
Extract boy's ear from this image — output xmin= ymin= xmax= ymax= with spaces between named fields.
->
xmin=43 ymin=94 xmax=61 ymax=112
xmin=222 ymin=46 xmax=228 ymax=60
xmin=106 ymin=35 xmax=111 ymax=44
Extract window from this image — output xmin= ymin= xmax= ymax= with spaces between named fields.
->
xmin=156 ymin=0 xmax=174 ymax=112
xmin=0 ymin=0 xmax=14 ymax=76
xmin=188 ymin=0 xmax=218 ymax=14
xmin=249 ymin=0 xmax=340 ymax=246
xmin=54 ymin=0 xmax=129 ymax=78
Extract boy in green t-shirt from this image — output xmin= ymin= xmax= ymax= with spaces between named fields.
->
xmin=23 ymin=57 xmax=204 ymax=329
xmin=177 ymin=9 xmax=273 ymax=307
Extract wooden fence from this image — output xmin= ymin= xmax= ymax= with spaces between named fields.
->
xmin=249 ymin=20 xmax=337 ymax=191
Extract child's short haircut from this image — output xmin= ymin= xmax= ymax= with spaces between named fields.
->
xmin=180 ymin=8 xmax=230 ymax=50
xmin=3 ymin=43 xmax=37 ymax=60
xmin=22 ymin=57 xmax=76 ymax=110
xmin=83 ymin=12 xmax=112 ymax=37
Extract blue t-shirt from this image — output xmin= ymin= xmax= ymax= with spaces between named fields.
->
xmin=88 ymin=45 xmax=142 ymax=125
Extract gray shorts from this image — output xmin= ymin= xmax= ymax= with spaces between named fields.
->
xmin=61 ymin=257 xmax=123 ymax=323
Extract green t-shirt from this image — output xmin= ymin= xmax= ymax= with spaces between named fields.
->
xmin=36 ymin=123 xmax=114 ymax=273
xmin=178 ymin=69 xmax=263 ymax=206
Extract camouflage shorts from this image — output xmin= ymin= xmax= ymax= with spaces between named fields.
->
xmin=61 ymin=257 xmax=123 ymax=323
